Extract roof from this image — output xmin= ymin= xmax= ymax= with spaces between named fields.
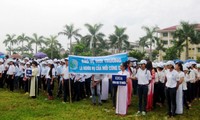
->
xmin=157 ymin=24 xmax=200 ymax=33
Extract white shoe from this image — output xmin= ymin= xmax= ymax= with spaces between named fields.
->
xmin=135 ymin=111 xmax=141 ymax=116
xmin=142 ymin=111 xmax=146 ymax=116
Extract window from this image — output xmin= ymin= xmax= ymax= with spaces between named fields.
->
xmin=192 ymin=48 xmax=195 ymax=50
xmin=162 ymin=40 xmax=168 ymax=45
xmin=163 ymin=32 xmax=168 ymax=37
xmin=198 ymin=48 xmax=200 ymax=52
xmin=189 ymin=48 xmax=191 ymax=50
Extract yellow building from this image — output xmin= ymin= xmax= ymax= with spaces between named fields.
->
xmin=157 ymin=24 xmax=200 ymax=61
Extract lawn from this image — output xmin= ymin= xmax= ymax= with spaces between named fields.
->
xmin=0 ymin=88 xmax=200 ymax=120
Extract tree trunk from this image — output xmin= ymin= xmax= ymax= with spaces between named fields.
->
xmin=51 ymin=44 xmax=53 ymax=59
xmin=186 ymin=39 xmax=189 ymax=60
xmin=10 ymin=43 xmax=12 ymax=55
xmin=22 ymin=42 xmax=24 ymax=55
xmin=149 ymin=39 xmax=152 ymax=61
xmin=70 ymin=38 xmax=72 ymax=55
xmin=36 ymin=44 xmax=38 ymax=54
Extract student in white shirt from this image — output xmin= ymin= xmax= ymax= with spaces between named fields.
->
xmin=24 ymin=62 xmax=32 ymax=94
xmin=0 ymin=59 xmax=4 ymax=88
xmin=41 ymin=62 xmax=48 ymax=91
xmin=91 ymin=74 xmax=103 ymax=105
xmin=156 ymin=63 xmax=166 ymax=106
xmin=46 ymin=60 xmax=55 ymax=100
xmin=56 ymin=60 xmax=64 ymax=98
xmin=7 ymin=59 xmax=16 ymax=91
xmin=134 ymin=60 xmax=151 ymax=116
xmin=165 ymin=61 xmax=179 ymax=117
xmin=183 ymin=65 xmax=190 ymax=109
xmin=62 ymin=58 xmax=70 ymax=103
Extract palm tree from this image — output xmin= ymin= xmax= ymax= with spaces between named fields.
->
xmin=141 ymin=26 xmax=159 ymax=60
xmin=3 ymin=34 xmax=17 ymax=55
xmin=58 ymin=24 xmax=82 ymax=55
xmin=109 ymin=25 xmax=129 ymax=53
xmin=173 ymin=21 xmax=200 ymax=59
xmin=45 ymin=35 xmax=62 ymax=59
xmin=83 ymin=23 xmax=105 ymax=56
xmin=29 ymin=33 xmax=45 ymax=53
xmin=139 ymin=36 xmax=149 ymax=52
xmin=17 ymin=33 xmax=29 ymax=54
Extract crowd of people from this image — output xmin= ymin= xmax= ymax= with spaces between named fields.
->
xmin=0 ymin=55 xmax=200 ymax=118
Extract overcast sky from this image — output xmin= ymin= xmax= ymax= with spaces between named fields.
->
xmin=0 ymin=0 xmax=200 ymax=53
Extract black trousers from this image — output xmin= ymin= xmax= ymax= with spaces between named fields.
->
xmin=85 ymin=77 xmax=91 ymax=97
xmin=19 ymin=77 xmax=24 ymax=89
xmin=63 ymin=80 xmax=69 ymax=102
xmin=112 ymin=85 xmax=118 ymax=107
xmin=165 ymin=87 xmax=176 ymax=116
xmin=132 ymin=80 xmax=138 ymax=95
xmin=41 ymin=76 xmax=47 ymax=91
xmin=187 ymin=82 xmax=192 ymax=103
xmin=196 ymin=80 xmax=200 ymax=98
xmin=8 ymin=75 xmax=14 ymax=91
xmin=138 ymin=84 xmax=148 ymax=112
xmin=183 ymin=90 xmax=189 ymax=109
xmin=73 ymin=81 xmax=80 ymax=101
xmin=80 ymin=82 xmax=86 ymax=99
xmin=0 ymin=75 xmax=3 ymax=88
xmin=158 ymin=82 xmax=165 ymax=104
xmin=191 ymin=83 xmax=196 ymax=100
xmin=153 ymin=83 xmax=159 ymax=107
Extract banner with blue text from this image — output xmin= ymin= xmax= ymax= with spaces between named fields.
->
xmin=69 ymin=53 xmax=128 ymax=74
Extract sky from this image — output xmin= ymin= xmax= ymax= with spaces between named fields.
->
xmin=0 ymin=0 xmax=200 ymax=53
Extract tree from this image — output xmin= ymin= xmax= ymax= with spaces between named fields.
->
xmin=29 ymin=33 xmax=45 ymax=53
xmin=141 ymin=26 xmax=159 ymax=61
xmin=45 ymin=35 xmax=62 ymax=59
xmin=58 ymin=24 xmax=82 ymax=55
xmin=73 ymin=43 xmax=92 ymax=56
xmin=109 ymin=25 xmax=129 ymax=53
xmin=163 ymin=46 xmax=178 ymax=60
xmin=139 ymin=36 xmax=149 ymax=52
xmin=83 ymin=23 xmax=105 ymax=56
xmin=17 ymin=33 xmax=29 ymax=54
xmin=129 ymin=50 xmax=146 ymax=61
xmin=173 ymin=21 xmax=200 ymax=59
xmin=3 ymin=34 xmax=17 ymax=55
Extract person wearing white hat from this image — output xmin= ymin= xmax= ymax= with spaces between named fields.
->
xmin=45 ymin=60 xmax=55 ymax=100
xmin=134 ymin=60 xmax=151 ymax=116
xmin=6 ymin=59 xmax=16 ymax=91
xmin=183 ymin=65 xmax=190 ymax=109
xmin=165 ymin=60 xmax=179 ymax=117
xmin=190 ymin=62 xmax=198 ymax=101
xmin=18 ymin=60 xmax=25 ymax=90
xmin=62 ymin=58 xmax=70 ymax=103
xmin=0 ymin=59 xmax=4 ymax=88
xmin=56 ymin=59 xmax=65 ymax=98
xmin=156 ymin=63 xmax=166 ymax=107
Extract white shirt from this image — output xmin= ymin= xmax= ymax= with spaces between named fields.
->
xmin=37 ymin=65 xmax=41 ymax=76
xmin=183 ymin=73 xmax=189 ymax=90
xmin=7 ymin=65 xmax=16 ymax=75
xmin=45 ymin=67 xmax=55 ymax=79
xmin=157 ymin=70 xmax=165 ymax=83
xmin=62 ymin=66 xmax=69 ymax=79
xmin=165 ymin=69 xmax=181 ymax=88
xmin=93 ymin=74 xmax=104 ymax=81
xmin=188 ymin=69 xmax=195 ymax=83
xmin=118 ymin=70 xmax=130 ymax=78
xmin=136 ymin=68 xmax=151 ymax=85
xmin=0 ymin=64 xmax=4 ymax=74
xmin=41 ymin=66 xmax=48 ymax=76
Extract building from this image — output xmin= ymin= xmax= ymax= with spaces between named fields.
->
xmin=157 ymin=24 xmax=200 ymax=61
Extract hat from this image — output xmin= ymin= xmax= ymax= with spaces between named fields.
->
xmin=157 ymin=63 xmax=164 ymax=68
xmin=166 ymin=61 xmax=175 ymax=66
xmin=54 ymin=59 xmax=58 ymax=62
xmin=190 ymin=61 xmax=197 ymax=65
xmin=184 ymin=63 xmax=191 ymax=68
xmin=197 ymin=64 xmax=200 ymax=68
xmin=26 ymin=62 xmax=30 ymax=65
xmin=24 ymin=57 xmax=29 ymax=60
xmin=139 ymin=60 xmax=147 ymax=64
xmin=8 ymin=58 xmax=15 ymax=63
xmin=47 ymin=60 xmax=53 ymax=64
xmin=152 ymin=63 xmax=157 ymax=68
xmin=0 ymin=59 xmax=3 ymax=63
xmin=61 ymin=59 xmax=65 ymax=63
xmin=65 ymin=58 xmax=69 ymax=61
xmin=20 ymin=61 xmax=25 ymax=64
xmin=183 ymin=65 xmax=188 ymax=71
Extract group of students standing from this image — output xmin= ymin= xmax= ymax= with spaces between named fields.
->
xmin=115 ymin=59 xmax=200 ymax=118
xmin=1 ymin=56 xmax=200 ymax=118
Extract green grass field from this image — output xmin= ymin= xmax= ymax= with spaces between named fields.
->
xmin=0 ymin=88 xmax=200 ymax=120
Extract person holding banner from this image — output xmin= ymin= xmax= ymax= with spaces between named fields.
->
xmin=91 ymin=74 xmax=103 ymax=106
xmin=115 ymin=62 xmax=130 ymax=116
xmin=134 ymin=60 xmax=151 ymax=116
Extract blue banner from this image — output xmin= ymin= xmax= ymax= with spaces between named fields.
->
xmin=112 ymin=75 xmax=127 ymax=86
xmin=69 ymin=53 xmax=128 ymax=74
